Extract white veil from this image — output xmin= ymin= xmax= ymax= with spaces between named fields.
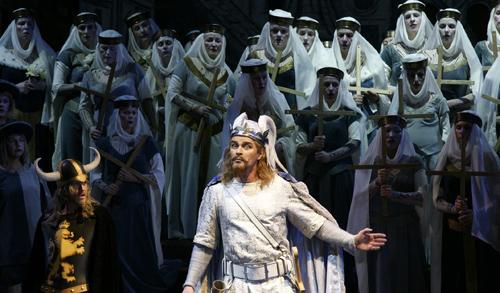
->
xmin=393 ymin=7 xmax=433 ymax=50
xmin=255 ymin=17 xmax=316 ymax=107
xmin=185 ymin=33 xmax=227 ymax=70
xmin=59 ymin=23 xmax=102 ymax=55
xmin=331 ymin=27 xmax=389 ymax=89
xmin=425 ymin=18 xmax=482 ymax=96
xmin=127 ymin=18 xmax=160 ymax=62
xmin=347 ymin=127 xmax=427 ymax=293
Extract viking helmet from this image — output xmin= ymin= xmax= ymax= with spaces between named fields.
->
xmin=35 ymin=148 xmax=101 ymax=183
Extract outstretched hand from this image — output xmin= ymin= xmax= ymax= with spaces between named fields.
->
xmin=354 ymin=228 xmax=387 ymax=251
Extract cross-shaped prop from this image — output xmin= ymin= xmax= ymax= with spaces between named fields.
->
xmin=194 ymin=67 xmax=221 ymax=151
xmin=75 ymin=62 xmax=117 ymax=131
xmin=370 ymin=79 xmax=435 ymax=121
xmin=98 ymin=136 xmax=155 ymax=206
xmin=436 ymin=46 xmax=475 ymax=89
xmin=285 ymin=76 xmax=358 ymax=136
xmin=270 ymin=49 xmax=306 ymax=99
xmin=350 ymin=123 xmax=421 ymax=215
xmin=427 ymin=138 xmax=500 ymax=293
xmin=347 ymin=45 xmax=393 ymax=97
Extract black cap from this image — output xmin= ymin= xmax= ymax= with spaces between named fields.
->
xmin=317 ymin=67 xmax=344 ymax=80
xmin=455 ymin=111 xmax=482 ymax=128
xmin=378 ymin=115 xmax=407 ymax=128
xmin=0 ymin=120 xmax=33 ymax=142
xmin=0 ymin=79 xmax=20 ymax=102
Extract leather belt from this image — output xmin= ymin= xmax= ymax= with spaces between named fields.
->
xmin=41 ymin=283 xmax=88 ymax=293
xmin=223 ymin=257 xmax=290 ymax=282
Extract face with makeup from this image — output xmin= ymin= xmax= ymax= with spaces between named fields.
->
xmin=203 ymin=32 xmax=223 ymax=59
xmin=406 ymin=67 xmax=426 ymax=94
xmin=438 ymin=17 xmax=457 ymax=49
xmin=297 ymin=27 xmax=315 ymax=52
xmin=269 ymin=23 xmax=290 ymax=51
xmin=404 ymin=9 xmax=422 ymax=39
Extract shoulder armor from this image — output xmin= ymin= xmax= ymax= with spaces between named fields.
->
xmin=278 ymin=172 xmax=298 ymax=183
xmin=207 ymin=175 xmax=222 ymax=187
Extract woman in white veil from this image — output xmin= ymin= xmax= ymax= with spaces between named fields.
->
xmin=51 ymin=12 xmax=102 ymax=169
xmin=145 ymin=29 xmax=185 ymax=146
xmin=125 ymin=11 xmax=160 ymax=71
xmin=430 ymin=110 xmax=500 ymax=293
xmin=0 ymin=8 xmax=55 ymax=160
xmin=380 ymin=0 xmax=433 ymax=86
xmin=252 ymin=9 xmax=316 ymax=110
xmin=78 ymin=30 xmax=156 ymax=164
xmin=347 ymin=115 xmax=428 ymax=293
xmin=474 ymin=3 xmax=500 ymax=70
xmin=424 ymin=9 xmax=482 ymax=120
xmin=164 ymin=24 xmax=232 ymax=239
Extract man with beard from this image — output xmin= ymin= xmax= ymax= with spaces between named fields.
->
xmin=181 ymin=113 xmax=386 ymax=293
xmin=24 ymin=149 xmax=121 ymax=293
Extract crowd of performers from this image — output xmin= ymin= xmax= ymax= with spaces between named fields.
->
xmin=1 ymin=0 xmax=499 ymax=292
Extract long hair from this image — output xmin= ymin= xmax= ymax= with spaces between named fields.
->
xmin=48 ymin=181 xmax=99 ymax=222
xmin=0 ymin=134 xmax=29 ymax=168
xmin=220 ymin=143 xmax=275 ymax=187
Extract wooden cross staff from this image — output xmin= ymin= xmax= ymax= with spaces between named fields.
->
xmin=75 ymin=62 xmax=117 ymax=131
xmin=479 ymin=94 xmax=500 ymax=150
xmin=371 ymin=79 xmax=435 ymax=121
xmin=148 ymin=61 xmax=168 ymax=98
xmin=347 ymin=45 xmax=393 ymax=98
xmin=483 ymin=31 xmax=498 ymax=72
xmin=285 ymin=76 xmax=358 ymax=135
xmin=351 ymin=123 xmax=421 ymax=216
xmin=98 ymin=136 xmax=156 ymax=206
xmin=194 ymin=67 xmax=221 ymax=150
xmin=436 ymin=46 xmax=475 ymax=89
xmin=270 ymin=49 xmax=306 ymax=98
xmin=427 ymin=137 xmax=500 ymax=293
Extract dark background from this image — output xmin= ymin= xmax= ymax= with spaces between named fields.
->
xmin=0 ymin=0 xmax=496 ymax=72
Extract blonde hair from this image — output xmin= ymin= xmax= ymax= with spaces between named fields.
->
xmin=221 ymin=142 xmax=275 ymax=187
xmin=0 ymin=134 xmax=29 ymax=167
xmin=51 ymin=181 xmax=99 ymax=220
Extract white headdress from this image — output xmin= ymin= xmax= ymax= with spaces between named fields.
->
xmin=0 ymin=17 xmax=55 ymax=60
xmin=107 ymin=95 xmax=152 ymax=154
xmin=59 ymin=22 xmax=102 ymax=55
xmin=127 ymin=18 xmax=160 ymax=62
xmin=151 ymin=34 xmax=185 ymax=77
xmin=486 ymin=7 xmax=500 ymax=55
xmin=307 ymin=71 xmax=367 ymax=155
xmin=295 ymin=16 xmax=333 ymax=69
xmin=388 ymin=53 xmax=443 ymax=113
xmin=347 ymin=121 xmax=427 ymax=293
xmin=432 ymin=111 xmax=500 ymax=253
xmin=425 ymin=9 xmax=482 ymax=96
xmin=393 ymin=0 xmax=433 ymax=50
xmin=331 ymin=16 xmax=389 ymax=89
xmin=94 ymin=30 xmax=135 ymax=74
xmin=185 ymin=32 xmax=227 ymax=70
xmin=477 ymin=55 xmax=500 ymax=147
xmin=255 ymin=9 xmax=316 ymax=103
